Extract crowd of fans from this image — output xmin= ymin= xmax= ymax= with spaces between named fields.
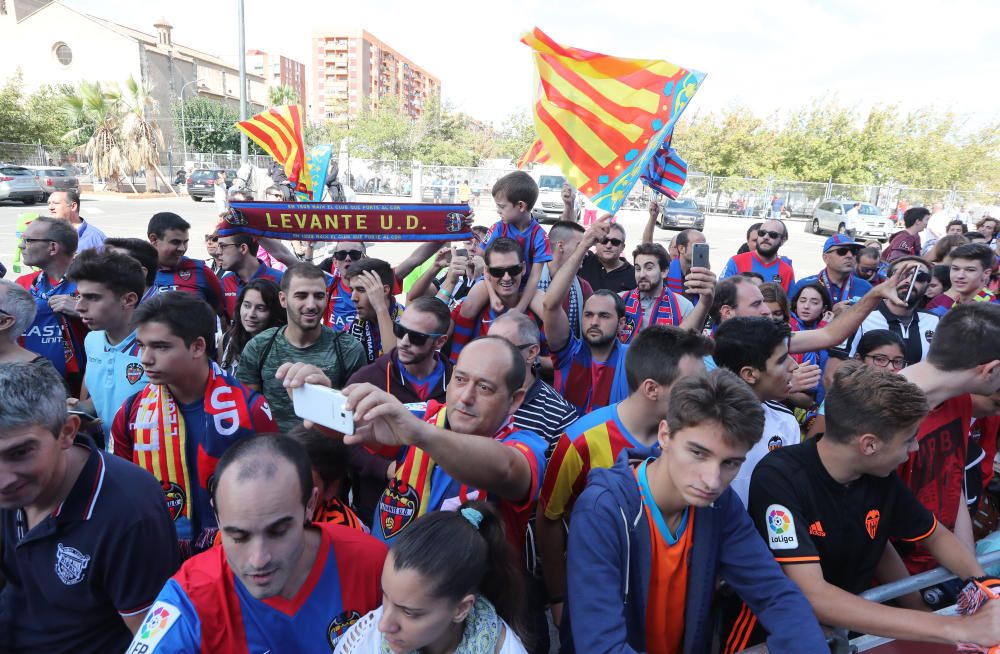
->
xmin=1 ymin=180 xmax=1000 ymax=653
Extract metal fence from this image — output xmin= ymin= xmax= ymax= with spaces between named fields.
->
xmin=3 ymin=141 xmax=1000 ymax=216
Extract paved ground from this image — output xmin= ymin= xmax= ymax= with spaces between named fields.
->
xmin=0 ymin=194 xmax=830 ymax=278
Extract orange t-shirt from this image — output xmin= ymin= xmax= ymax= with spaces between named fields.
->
xmin=637 ymin=463 xmax=694 ymax=654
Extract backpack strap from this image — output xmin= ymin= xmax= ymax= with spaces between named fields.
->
xmin=255 ymin=326 xmax=285 ymax=382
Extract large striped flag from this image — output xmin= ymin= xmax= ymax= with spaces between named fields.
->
xmin=236 ymin=105 xmax=314 ymax=196
xmin=521 ymin=28 xmax=705 ymax=213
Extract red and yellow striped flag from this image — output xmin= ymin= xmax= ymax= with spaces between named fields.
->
xmin=521 ymin=28 xmax=704 ymax=213
xmin=236 ymin=105 xmax=312 ymax=194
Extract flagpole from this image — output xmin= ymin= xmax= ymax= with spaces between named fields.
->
xmin=237 ymin=0 xmax=248 ymax=164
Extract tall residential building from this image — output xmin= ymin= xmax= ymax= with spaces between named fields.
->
xmin=310 ymin=29 xmax=440 ymax=124
xmin=247 ymin=50 xmax=306 ymax=107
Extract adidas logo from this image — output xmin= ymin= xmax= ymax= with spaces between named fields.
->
xmin=808 ymin=521 xmax=826 ymax=537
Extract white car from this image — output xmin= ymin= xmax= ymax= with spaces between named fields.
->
xmin=0 ymin=165 xmax=46 ymax=205
xmin=809 ymin=200 xmax=894 ymax=242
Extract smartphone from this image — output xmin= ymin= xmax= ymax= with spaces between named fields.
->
xmin=902 ymin=266 xmax=920 ymax=305
xmin=691 ymin=242 xmax=710 ymax=270
xmin=69 ymin=408 xmax=99 ymax=422
xmin=292 ymin=384 xmax=355 ymax=434
xmin=455 ymin=247 xmax=468 ymax=258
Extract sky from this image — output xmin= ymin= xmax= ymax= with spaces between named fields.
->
xmin=63 ymin=0 xmax=1000 ymax=131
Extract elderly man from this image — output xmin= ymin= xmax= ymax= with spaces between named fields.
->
xmin=126 ymin=434 xmax=386 ymax=652
xmin=0 ymin=362 xmax=179 ymax=653
xmin=0 ymin=280 xmax=39 ymax=364
xmin=47 ymin=189 xmax=106 ymax=252
xmin=278 ymin=336 xmax=548 ymax=557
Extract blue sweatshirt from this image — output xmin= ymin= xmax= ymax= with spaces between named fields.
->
xmin=564 ymin=452 xmax=827 ymax=654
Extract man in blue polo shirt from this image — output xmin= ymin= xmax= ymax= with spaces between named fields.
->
xmin=216 ymin=232 xmax=283 ymax=321
xmin=0 ymin=361 xmax=179 ymax=653
xmin=792 ymin=234 xmax=873 ymax=305
xmin=68 ymin=249 xmax=149 ymax=444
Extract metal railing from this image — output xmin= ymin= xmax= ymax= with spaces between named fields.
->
xmin=737 ymin=550 xmax=1000 ymax=653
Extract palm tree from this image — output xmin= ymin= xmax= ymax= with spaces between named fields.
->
xmin=62 ymin=81 xmax=134 ymax=192
xmin=268 ymin=84 xmax=300 ymax=107
xmin=119 ymin=76 xmax=173 ymax=195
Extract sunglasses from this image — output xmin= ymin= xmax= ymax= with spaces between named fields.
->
xmin=829 ymin=247 xmax=859 ymax=257
xmin=392 ymin=322 xmax=445 ymax=347
xmin=600 ymin=237 xmax=624 ymax=247
xmin=487 ymin=264 xmax=523 ymax=279
xmin=757 ymin=230 xmax=783 ymax=240
xmin=334 ymin=250 xmax=364 ymax=261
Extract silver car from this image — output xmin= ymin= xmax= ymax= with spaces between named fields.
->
xmin=809 ymin=200 xmax=894 ymax=242
xmin=0 ymin=165 xmax=45 ymax=205
xmin=25 ymin=166 xmax=79 ymax=199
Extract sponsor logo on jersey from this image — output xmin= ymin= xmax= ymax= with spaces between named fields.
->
xmin=767 ymin=435 xmax=784 ymax=452
xmin=765 ymin=504 xmax=798 ymax=550
xmin=55 ymin=542 xmax=91 ymax=585
xmin=865 ymin=509 xmax=880 ymax=539
xmin=379 ymin=478 xmax=419 ymax=539
xmin=925 ymin=329 xmax=935 ymax=342
xmin=808 ymin=521 xmax=826 ymax=537
xmin=126 ymin=362 xmax=145 ymax=385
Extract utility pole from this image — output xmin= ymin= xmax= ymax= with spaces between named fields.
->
xmin=237 ymin=0 xmax=248 ymax=163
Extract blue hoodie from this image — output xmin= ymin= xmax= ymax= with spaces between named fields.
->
xmin=564 ymin=452 xmax=827 ymax=654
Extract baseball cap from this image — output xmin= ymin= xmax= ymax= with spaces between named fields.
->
xmin=823 ymin=234 xmax=862 ymax=253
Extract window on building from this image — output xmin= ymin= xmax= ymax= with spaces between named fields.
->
xmin=52 ymin=42 xmax=72 ymax=66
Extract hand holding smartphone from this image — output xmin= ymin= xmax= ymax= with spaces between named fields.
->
xmin=292 ymin=384 xmax=355 ymax=434
xmin=691 ymin=242 xmax=710 ymax=270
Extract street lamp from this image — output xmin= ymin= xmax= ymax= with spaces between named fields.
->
xmin=180 ymin=79 xmax=205 ymax=170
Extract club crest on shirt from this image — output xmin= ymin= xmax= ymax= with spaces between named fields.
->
xmin=925 ymin=329 xmax=935 ymax=342
xmin=55 ymin=542 xmax=91 ymax=585
xmin=162 ymin=481 xmax=186 ymax=521
xmin=327 ymin=610 xmax=362 ymax=648
xmin=618 ymin=318 xmax=636 ymax=343
xmin=767 ymin=435 xmax=784 ymax=452
xmin=865 ymin=509 xmax=880 ymax=539
xmin=379 ymin=478 xmax=419 ymax=538
xmin=178 ymin=269 xmax=192 ymax=281
xmin=126 ymin=362 xmax=145 ymax=385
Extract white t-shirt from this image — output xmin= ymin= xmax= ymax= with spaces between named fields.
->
xmin=845 ymin=308 xmax=939 ymax=362
xmin=730 ymin=401 xmax=800 ymax=507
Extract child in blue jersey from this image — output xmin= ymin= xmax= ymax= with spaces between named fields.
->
xmin=127 ymin=434 xmax=386 ymax=653
xmin=68 ymin=250 xmax=149 ymax=445
xmin=460 ymin=171 xmax=551 ymax=319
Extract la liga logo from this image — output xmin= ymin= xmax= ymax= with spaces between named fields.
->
xmin=141 ymin=604 xmax=172 ymax=639
xmin=765 ymin=504 xmax=799 ymax=550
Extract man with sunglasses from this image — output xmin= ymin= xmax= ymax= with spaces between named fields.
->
xmin=345 ymin=296 xmax=453 ymax=524
xmin=450 ymin=237 xmax=547 ymax=365
xmin=578 ymin=222 xmax=638 ymax=294
xmin=217 ymin=233 xmax=284 ymax=321
xmin=721 ymin=219 xmax=796 ymax=294
xmin=791 ymin=234 xmax=872 ymax=306
xmin=844 ymin=256 xmax=939 ymax=367
xmin=855 ymin=247 xmax=886 ymax=285
xmin=15 ymin=216 xmax=88 ymax=396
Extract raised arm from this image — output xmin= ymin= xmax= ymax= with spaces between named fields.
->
xmin=257 ymin=236 xmax=300 ymax=268
xmin=641 ymin=200 xmax=659 ymax=244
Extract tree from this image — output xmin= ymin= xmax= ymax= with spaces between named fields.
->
xmin=348 ymin=95 xmax=418 ymax=161
xmin=62 ymin=80 xmax=132 ymax=190
xmin=493 ymin=109 xmax=536 ymax=162
xmin=267 ymin=84 xmax=300 ymax=107
xmin=119 ymin=76 xmax=169 ymax=193
xmin=170 ymin=97 xmax=260 ymax=155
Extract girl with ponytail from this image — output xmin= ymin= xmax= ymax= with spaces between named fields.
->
xmin=335 ymin=501 xmax=530 ymax=654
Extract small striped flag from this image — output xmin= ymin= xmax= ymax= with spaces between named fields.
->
xmin=521 ymin=28 xmax=704 ymax=213
xmin=640 ymin=133 xmax=688 ymax=200
xmin=236 ymin=105 xmax=313 ymax=195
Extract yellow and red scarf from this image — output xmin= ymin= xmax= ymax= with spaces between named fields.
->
xmin=131 ymin=363 xmax=252 ymax=522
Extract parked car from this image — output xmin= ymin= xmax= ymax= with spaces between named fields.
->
xmin=0 ymin=165 xmax=46 ymax=205
xmin=187 ymin=168 xmax=237 ymax=201
xmin=25 ymin=166 xmax=79 ymax=199
xmin=809 ymin=200 xmax=894 ymax=242
xmin=659 ymin=198 xmax=705 ymax=231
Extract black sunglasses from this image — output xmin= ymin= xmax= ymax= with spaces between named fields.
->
xmin=757 ymin=230 xmax=783 ymax=240
xmin=334 ymin=250 xmax=364 ymax=261
xmin=487 ymin=264 xmax=523 ymax=279
xmin=600 ymin=237 xmax=624 ymax=247
xmin=830 ymin=247 xmax=858 ymax=257
xmin=392 ymin=322 xmax=445 ymax=347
